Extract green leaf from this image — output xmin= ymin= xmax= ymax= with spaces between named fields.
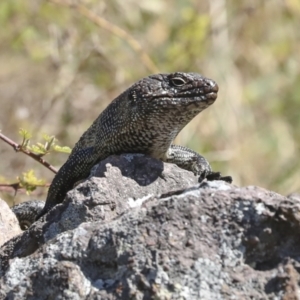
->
xmin=42 ymin=134 xmax=56 ymax=143
xmin=53 ymin=145 xmax=72 ymax=154
xmin=27 ymin=144 xmax=47 ymax=155
xmin=19 ymin=128 xmax=32 ymax=149
xmin=45 ymin=136 xmax=55 ymax=151
xmin=18 ymin=170 xmax=46 ymax=195
xmin=19 ymin=128 xmax=32 ymax=140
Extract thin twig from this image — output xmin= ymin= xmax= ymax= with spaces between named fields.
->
xmin=49 ymin=0 xmax=159 ymax=74
xmin=0 ymin=132 xmax=58 ymax=174
xmin=0 ymin=183 xmax=50 ymax=194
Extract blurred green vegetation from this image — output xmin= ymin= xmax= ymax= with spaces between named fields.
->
xmin=0 ymin=0 xmax=299 ymax=205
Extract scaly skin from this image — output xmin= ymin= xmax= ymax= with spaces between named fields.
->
xmin=34 ymin=72 xmax=231 ymax=219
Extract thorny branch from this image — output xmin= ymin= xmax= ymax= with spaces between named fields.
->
xmin=0 ymin=132 xmax=58 ymax=174
xmin=0 ymin=183 xmax=50 ymax=194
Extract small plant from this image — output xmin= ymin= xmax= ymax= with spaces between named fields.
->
xmin=0 ymin=129 xmax=71 ymax=195
xmin=19 ymin=129 xmax=71 ymax=156
xmin=18 ymin=170 xmax=46 ymax=195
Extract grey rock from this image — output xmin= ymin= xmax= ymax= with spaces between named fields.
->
xmin=1 ymin=154 xmax=300 ymax=299
xmin=0 ymin=199 xmax=22 ymax=246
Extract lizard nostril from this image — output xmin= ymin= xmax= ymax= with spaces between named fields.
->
xmin=212 ymin=82 xmax=219 ymax=93
xmin=203 ymin=79 xmax=218 ymax=93
xmin=207 ymin=80 xmax=218 ymax=93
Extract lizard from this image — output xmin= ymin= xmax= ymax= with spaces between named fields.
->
xmin=13 ymin=72 xmax=232 ymax=228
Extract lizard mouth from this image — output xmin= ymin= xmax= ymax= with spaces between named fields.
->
xmin=152 ymin=92 xmax=218 ymax=108
xmin=169 ymin=82 xmax=219 ymax=103
xmin=203 ymin=91 xmax=218 ymax=101
xmin=172 ymin=91 xmax=218 ymax=103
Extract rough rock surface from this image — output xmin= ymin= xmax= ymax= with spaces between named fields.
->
xmin=1 ymin=154 xmax=300 ymax=299
xmin=0 ymin=199 xmax=22 ymax=246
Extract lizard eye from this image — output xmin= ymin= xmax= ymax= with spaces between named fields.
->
xmin=171 ymin=77 xmax=186 ymax=87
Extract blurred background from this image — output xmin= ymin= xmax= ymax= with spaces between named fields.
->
xmin=0 ymin=0 xmax=299 ymax=206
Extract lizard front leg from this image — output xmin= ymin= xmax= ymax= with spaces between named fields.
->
xmin=167 ymin=145 xmax=232 ymax=183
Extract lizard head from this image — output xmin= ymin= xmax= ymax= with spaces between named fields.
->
xmin=127 ymin=72 xmax=218 ymax=114
xmin=107 ymin=72 xmax=219 ymax=156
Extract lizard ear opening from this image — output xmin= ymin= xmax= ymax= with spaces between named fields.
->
xmin=171 ymin=77 xmax=186 ymax=87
